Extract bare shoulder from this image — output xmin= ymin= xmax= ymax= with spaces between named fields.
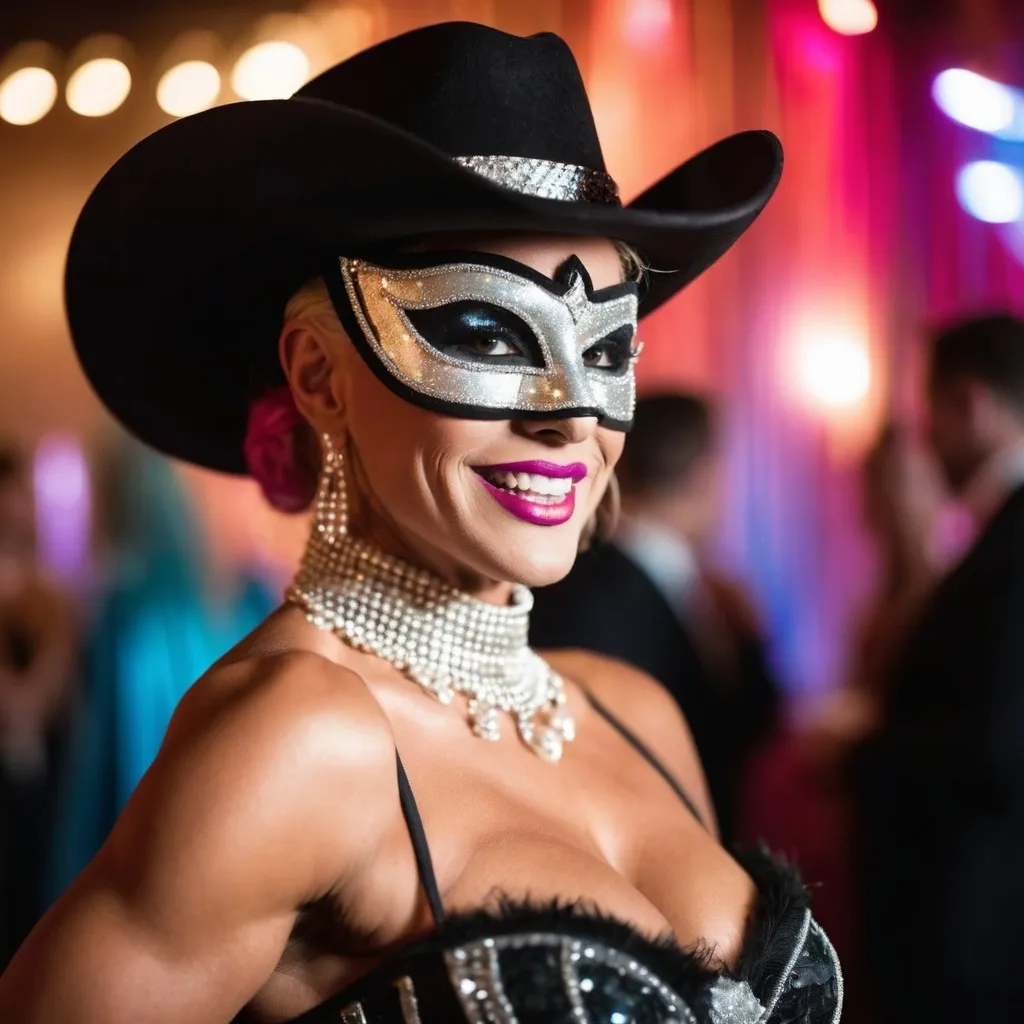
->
xmin=105 ymin=647 xmax=400 ymax=903
xmin=544 ymin=648 xmax=718 ymax=834
xmin=169 ymin=646 xmax=395 ymax=769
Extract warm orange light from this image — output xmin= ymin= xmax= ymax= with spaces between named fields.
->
xmin=0 ymin=66 xmax=58 ymax=125
xmin=231 ymin=41 xmax=309 ymax=100
xmin=818 ymin=0 xmax=878 ymax=36
xmin=66 ymin=58 xmax=132 ymax=116
xmin=157 ymin=60 xmax=221 ymax=117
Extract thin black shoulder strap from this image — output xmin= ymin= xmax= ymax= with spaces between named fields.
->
xmin=583 ymin=689 xmax=708 ymax=831
xmin=395 ymin=752 xmax=446 ymax=924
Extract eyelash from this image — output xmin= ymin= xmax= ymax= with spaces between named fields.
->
xmin=583 ymin=326 xmax=637 ymax=372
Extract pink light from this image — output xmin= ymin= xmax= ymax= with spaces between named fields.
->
xmin=818 ymin=0 xmax=877 ymax=36
xmin=624 ymin=0 xmax=674 ymax=50
xmin=32 ymin=434 xmax=91 ymax=586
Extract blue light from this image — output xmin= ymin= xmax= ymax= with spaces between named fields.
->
xmin=956 ymin=161 xmax=1024 ymax=224
xmin=933 ymin=69 xmax=1016 ymax=134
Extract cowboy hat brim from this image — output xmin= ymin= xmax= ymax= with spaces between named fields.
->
xmin=66 ymin=97 xmax=782 ymax=473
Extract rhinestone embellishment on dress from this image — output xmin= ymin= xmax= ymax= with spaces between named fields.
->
xmin=286 ymin=436 xmax=575 ymax=762
xmin=445 ymin=934 xmax=696 ymax=1024
xmin=707 ymin=978 xmax=765 ymax=1024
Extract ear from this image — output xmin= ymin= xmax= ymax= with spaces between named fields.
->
xmin=279 ymin=321 xmax=347 ymax=438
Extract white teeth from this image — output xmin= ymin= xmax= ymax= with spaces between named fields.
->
xmin=484 ymin=469 xmax=577 ymax=500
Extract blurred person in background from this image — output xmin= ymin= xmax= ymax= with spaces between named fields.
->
xmin=854 ymin=313 xmax=1024 ymax=1023
xmin=852 ymin=424 xmax=944 ymax=698
xmin=802 ymin=423 xmax=945 ymax=766
xmin=530 ymin=392 xmax=780 ymax=843
xmin=0 ymin=447 xmax=76 ymax=966
xmin=770 ymin=422 xmax=945 ymax=1024
xmin=46 ymin=435 xmax=276 ymax=900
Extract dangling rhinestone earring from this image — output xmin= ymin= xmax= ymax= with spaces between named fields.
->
xmin=313 ymin=433 xmax=348 ymax=544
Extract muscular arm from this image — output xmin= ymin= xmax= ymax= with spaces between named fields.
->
xmin=0 ymin=652 xmax=396 ymax=1023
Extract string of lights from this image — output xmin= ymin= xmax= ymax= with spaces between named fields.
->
xmin=0 ymin=24 xmax=318 ymax=126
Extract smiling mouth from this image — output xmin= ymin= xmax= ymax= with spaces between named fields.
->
xmin=471 ymin=461 xmax=587 ymax=526
xmin=474 ymin=468 xmax=575 ymax=504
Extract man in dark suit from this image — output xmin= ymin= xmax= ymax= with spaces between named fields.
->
xmin=854 ymin=314 xmax=1024 ymax=1023
xmin=530 ymin=393 xmax=779 ymax=843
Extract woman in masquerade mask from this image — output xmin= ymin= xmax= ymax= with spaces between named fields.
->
xmin=0 ymin=22 xmax=841 ymax=1024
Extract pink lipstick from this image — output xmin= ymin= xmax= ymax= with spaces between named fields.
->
xmin=473 ymin=460 xmax=588 ymax=526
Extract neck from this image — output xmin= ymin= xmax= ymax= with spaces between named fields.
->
xmin=354 ymin=516 xmax=513 ymax=604
xmin=287 ymin=509 xmax=574 ymax=761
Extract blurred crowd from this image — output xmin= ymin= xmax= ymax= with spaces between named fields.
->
xmin=3 ymin=312 xmax=1024 ymax=1022
xmin=0 ymin=437 xmax=283 ymax=964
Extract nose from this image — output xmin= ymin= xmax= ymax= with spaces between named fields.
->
xmin=515 ymin=415 xmax=599 ymax=445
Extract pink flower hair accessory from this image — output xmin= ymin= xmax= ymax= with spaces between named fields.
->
xmin=243 ymin=387 xmax=318 ymax=512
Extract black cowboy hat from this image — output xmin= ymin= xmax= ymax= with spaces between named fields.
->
xmin=66 ymin=21 xmax=782 ymax=474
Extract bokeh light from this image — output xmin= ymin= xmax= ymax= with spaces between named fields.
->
xmin=624 ymin=0 xmax=674 ymax=50
xmin=818 ymin=0 xmax=878 ymax=36
xmin=66 ymin=57 xmax=132 ymax=117
xmin=795 ymin=325 xmax=872 ymax=409
xmin=33 ymin=434 xmax=91 ymax=586
xmin=0 ymin=66 xmax=58 ymax=126
xmin=157 ymin=60 xmax=221 ymax=117
xmin=231 ymin=40 xmax=310 ymax=100
xmin=933 ymin=69 xmax=1015 ymax=134
xmin=956 ymin=161 xmax=1024 ymax=224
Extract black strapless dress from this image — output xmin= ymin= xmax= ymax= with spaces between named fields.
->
xmin=277 ymin=694 xmax=843 ymax=1024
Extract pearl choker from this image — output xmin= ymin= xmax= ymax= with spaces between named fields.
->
xmin=285 ymin=437 xmax=575 ymax=762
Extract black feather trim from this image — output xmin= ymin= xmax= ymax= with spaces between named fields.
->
xmin=431 ymin=895 xmax=719 ymax=995
xmin=733 ymin=844 xmax=812 ymax=994
xmin=393 ymin=844 xmax=814 ymax=1003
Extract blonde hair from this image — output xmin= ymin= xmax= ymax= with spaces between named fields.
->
xmin=283 ymin=278 xmax=339 ymax=334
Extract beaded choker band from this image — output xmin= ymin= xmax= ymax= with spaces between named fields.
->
xmin=286 ymin=436 xmax=575 ymax=762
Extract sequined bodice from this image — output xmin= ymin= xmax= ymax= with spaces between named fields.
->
xmin=278 ymin=695 xmax=843 ymax=1024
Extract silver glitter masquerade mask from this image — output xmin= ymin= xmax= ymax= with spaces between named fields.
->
xmin=323 ymin=251 xmax=642 ymax=430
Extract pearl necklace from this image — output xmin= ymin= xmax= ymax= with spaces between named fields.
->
xmin=285 ymin=438 xmax=575 ymax=762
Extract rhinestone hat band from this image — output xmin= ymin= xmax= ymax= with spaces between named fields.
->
xmin=454 ymin=154 xmax=621 ymax=206
xmin=286 ymin=435 xmax=576 ymax=763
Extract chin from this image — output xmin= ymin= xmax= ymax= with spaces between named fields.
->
xmin=483 ymin=531 xmax=582 ymax=590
